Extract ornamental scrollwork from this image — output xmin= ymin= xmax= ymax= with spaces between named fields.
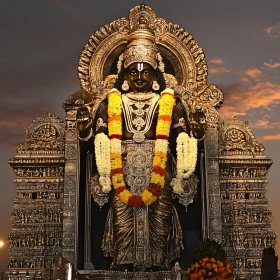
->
xmin=65 ymin=145 xmax=77 ymax=159
xmin=62 ymin=231 xmax=75 ymax=247
xmin=196 ymin=84 xmax=223 ymax=108
xmin=220 ymin=117 xmax=266 ymax=155
xmin=64 ymin=176 xmax=76 ymax=192
xmin=154 ymin=18 xmax=169 ymax=38
xmin=208 ymin=178 xmax=220 ymax=194
xmin=16 ymin=112 xmax=65 ymax=153
xmin=63 ymin=196 xmax=75 ymax=214
xmin=209 ymin=200 xmax=221 ymax=215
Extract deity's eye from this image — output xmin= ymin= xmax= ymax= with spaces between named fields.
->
xmin=129 ymin=70 xmax=138 ymax=75
xmin=143 ymin=70 xmax=152 ymax=75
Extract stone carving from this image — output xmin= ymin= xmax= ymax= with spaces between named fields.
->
xmin=219 ymin=118 xmax=275 ymax=279
xmin=62 ymin=231 xmax=75 ymax=247
xmin=8 ymin=113 xmax=64 ymax=276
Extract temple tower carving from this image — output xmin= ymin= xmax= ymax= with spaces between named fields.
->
xmin=219 ymin=117 xmax=275 ymax=278
xmin=7 ymin=113 xmax=65 ymax=280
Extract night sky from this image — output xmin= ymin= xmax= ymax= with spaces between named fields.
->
xmin=1 ymin=0 xmax=280 ymax=272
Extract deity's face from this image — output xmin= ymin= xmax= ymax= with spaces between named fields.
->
xmin=125 ymin=62 xmax=155 ymax=92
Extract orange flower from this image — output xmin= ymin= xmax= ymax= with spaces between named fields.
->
xmin=188 ymin=258 xmax=234 ymax=280
xmin=158 ymin=115 xmax=172 ymax=122
xmin=108 ymin=115 xmax=122 ymax=122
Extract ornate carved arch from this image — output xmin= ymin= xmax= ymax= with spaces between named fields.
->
xmin=78 ymin=5 xmax=208 ymax=91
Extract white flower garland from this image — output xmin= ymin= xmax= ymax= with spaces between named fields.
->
xmin=94 ymin=133 xmax=111 ymax=193
xmin=172 ymin=132 xmax=198 ymax=194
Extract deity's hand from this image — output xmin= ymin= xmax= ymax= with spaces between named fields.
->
xmin=76 ymin=103 xmax=93 ymax=138
xmin=189 ymin=98 xmax=206 ymax=125
xmin=189 ymin=98 xmax=206 ymax=139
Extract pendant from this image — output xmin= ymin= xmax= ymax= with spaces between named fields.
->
xmin=133 ymin=132 xmax=145 ymax=143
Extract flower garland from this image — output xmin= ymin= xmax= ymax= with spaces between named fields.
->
xmin=172 ymin=132 xmax=198 ymax=194
xmin=187 ymin=257 xmax=234 ymax=280
xmin=107 ymin=88 xmax=175 ymax=207
xmin=94 ymin=133 xmax=111 ymax=193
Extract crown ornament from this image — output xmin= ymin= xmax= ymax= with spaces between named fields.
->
xmin=119 ymin=4 xmax=164 ymax=72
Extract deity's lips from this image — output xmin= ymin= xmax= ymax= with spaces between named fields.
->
xmin=135 ymin=81 xmax=145 ymax=85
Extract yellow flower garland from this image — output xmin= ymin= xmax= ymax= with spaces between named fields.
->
xmin=108 ymin=88 xmax=175 ymax=207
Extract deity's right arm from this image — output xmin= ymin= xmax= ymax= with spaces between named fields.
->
xmin=94 ymin=105 xmax=109 ymax=135
xmin=77 ymin=102 xmax=112 ymax=196
xmin=77 ymin=104 xmax=109 ymax=142
xmin=76 ymin=106 xmax=94 ymax=141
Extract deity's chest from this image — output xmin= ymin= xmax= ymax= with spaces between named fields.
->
xmin=121 ymin=92 xmax=159 ymax=143
xmin=122 ymin=140 xmax=155 ymax=195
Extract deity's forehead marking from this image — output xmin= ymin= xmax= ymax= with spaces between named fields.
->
xmin=137 ymin=63 xmax=144 ymax=72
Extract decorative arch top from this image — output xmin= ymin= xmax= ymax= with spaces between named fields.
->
xmin=16 ymin=112 xmax=65 ymax=153
xmin=220 ymin=117 xmax=266 ymax=155
xmin=78 ymin=4 xmax=208 ymax=91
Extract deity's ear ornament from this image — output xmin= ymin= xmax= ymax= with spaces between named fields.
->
xmin=75 ymin=4 xmax=223 ymax=128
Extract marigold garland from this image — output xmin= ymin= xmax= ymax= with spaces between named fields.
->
xmin=107 ymin=88 xmax=175 ymax=207
xmin=187 ymin=257 xmax=234 ymax=280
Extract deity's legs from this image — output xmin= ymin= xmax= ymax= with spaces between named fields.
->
xmin=102 ymin=176 xmax=182 ymax=271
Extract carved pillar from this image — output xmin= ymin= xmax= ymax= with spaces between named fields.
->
xmin=62 ymin=105 xmax=79 ymax=266
xmin=192 ymin=84 xmax=224 ymax=242
xmin=205 ymin=124 xmax=222 ymax=241
xmin=62 ymin=89 xmax=98 ymax=268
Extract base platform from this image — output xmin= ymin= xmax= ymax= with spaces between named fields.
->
xmin=83 ymin=270 xmax=187 ymax=280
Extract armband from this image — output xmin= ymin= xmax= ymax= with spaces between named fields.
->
xmin=78 ymin=128 xmax=93 ymax=141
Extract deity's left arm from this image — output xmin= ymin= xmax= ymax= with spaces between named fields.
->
xmin=76 ymin=106 xmax=94 ymax=142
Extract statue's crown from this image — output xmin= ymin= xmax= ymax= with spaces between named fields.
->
xmin=122 ymin=4 xmax=158 ymax=70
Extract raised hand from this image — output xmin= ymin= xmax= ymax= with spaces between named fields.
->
xmin=76 ymin=104 xmax=93 ymax=138
xmin=188 ymin=98 xmax=206 ymax=139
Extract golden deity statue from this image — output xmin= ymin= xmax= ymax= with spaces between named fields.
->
xmin=63 ymin=3 xmax=223 ymax=272
xmin=77 ymin=23 xmax=204 ymax=271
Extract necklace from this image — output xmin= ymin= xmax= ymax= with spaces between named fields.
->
xmin=122 ymin=93 xmax=159 ymax=143
xmin=125 ymin=91 xmax=157 ymax=101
